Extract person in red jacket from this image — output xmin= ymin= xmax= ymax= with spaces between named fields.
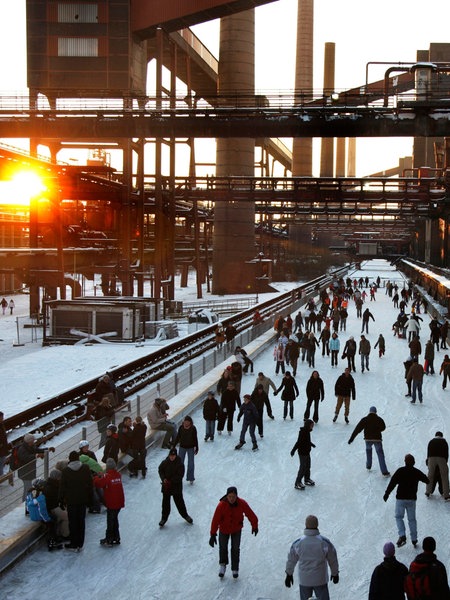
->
xmin=209 ymin=486 xmax=258 ymax=579
xmin=94 ymin=458 xmax=125 ymax=546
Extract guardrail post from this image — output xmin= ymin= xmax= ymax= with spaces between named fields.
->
xmin=82 ymin=426 xmax=87 ymax=441
xmin=203 ymin=356 xmax=206 ymax=376
xmin=136 ymin=394 xmax=141 ymax=417
xmin=189 ymin=363 xmax=193 ymax=385
xmin=43 ymin=449 xmax=50 ymax=480
xmin=174 ymin=373 xmax=178 ymax=396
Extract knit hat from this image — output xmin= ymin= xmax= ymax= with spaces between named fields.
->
xmin=226 ymin=486 xmax=238 ymax=496
xmin=68 ymin=450 xmax=79 ymax=462
xmin=305 ymin=515 xmax=318 ymax=529
xmin=383 ymin=542 xmax=395 ymax=557
xmin=169 ymin=448 xmax=177 ymax=456
xmin=79 ymin=440 xmax=89 ymax=449
xmin=105 ymin=458 xmax=116 ymax=470
xmin=24 ymin=433 xmax=35 ymax=444
xmin=423 ymin=537 xmax=436 ymax=552
xmin=106 ymin=423 xmax=117 ymax=433
xmin=435 ymin=431 xmax=443 ymax=437
xmin=404 ymin=454 xmax=415 ymax=466
xmin=49 ymin=469 xmax=62 ymax=480
xmin=369 ymin=406 xmax=377 ymax=413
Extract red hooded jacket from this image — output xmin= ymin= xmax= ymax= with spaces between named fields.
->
xmin=210 ymin=495 xmax=258 ymax=535
xmin=94 ymin=469 xmax=125 ymax=510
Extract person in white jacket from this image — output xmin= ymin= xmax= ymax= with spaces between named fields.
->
xmin=284 ymin=514 xmax=339 ymax=600
xmin=406 ymin=316 xmax=421 ymax=342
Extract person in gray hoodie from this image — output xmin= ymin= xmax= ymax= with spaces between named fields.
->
xmin=284 ymin=514 xmax=339 ymax=600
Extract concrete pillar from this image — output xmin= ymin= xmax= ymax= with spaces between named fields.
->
xmin=292 ymin=0 xmax=314 ymax=176
xmin=212 ymin=10 xmax=256 ymax=294
xmin=320 ymin=42 xmax=335 ymax=177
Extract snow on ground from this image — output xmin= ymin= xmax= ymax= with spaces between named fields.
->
xmin=2 ymin=259 xmax=450 ymax=600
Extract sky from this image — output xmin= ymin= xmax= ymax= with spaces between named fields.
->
xmin=2 ymin=259 xmax=450 ymax=599
xmin=0 ymin=1 xmax=450 ymax=174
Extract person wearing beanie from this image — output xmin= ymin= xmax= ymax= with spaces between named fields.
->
xmin=405 ymin=536 xmax=450 ymax=599
xmin=342 ymin=335 xmax=357 ymax=372
xmin=383 ymin=454 xmax=429 ymax=548
xmin=235 ymin=394 xmax=259 ymax=451
xmin=368 ymin=541 xmax=408 ymax=600
xmin=250 ymin=384 xmax=274 ymax=438
xmin=425 ymin=431 xmax=450 ymax=500
xmin=374 ymin=333 xmax=386 ymax=358
xmin=209 ymin=486 xmax=258 ymax=580
xmin=158 ymin=447 xmax=192 ymax=528
xmin=348 ymin=406 xmax=390 ymax=476
xmin=274 ymin=371 xmax=299 ymax=421
xmin=359 ymin=334 xmax=371 ymax=373
xmin=290 ymin=419 xmax=316 ymax=490
xmin=94 ymin=457 xmax=125 ymax=547
xmin=59 ymin=449 xmax=93 ymax=551
xmin=285 ymin=514 xmax=339 ymax=598
xmin=146 ymin=398 xmax=176 ymax=450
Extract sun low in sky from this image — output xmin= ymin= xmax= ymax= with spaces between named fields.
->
xmin=0 ymin=171 xmax=47 ymax=207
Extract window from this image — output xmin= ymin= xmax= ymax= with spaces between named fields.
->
xmin=58 ymin=3 xmax=98 ymax=23
xmin=58 ymin=37 xmax=98 ymax=56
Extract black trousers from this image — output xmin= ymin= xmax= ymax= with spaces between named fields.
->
xmin=67 ymin=504 xmax=87 ymax=548
xmin=219 ymin=530 xmax=242 ymax=571
xmin=161 ymin=492 xmax=188 ymax=521
xmin=106 ymin=508 xmax=121 ymax=542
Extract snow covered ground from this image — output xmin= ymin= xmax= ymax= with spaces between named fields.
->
xmin=2 ymin=259 xmax=450 ymax=600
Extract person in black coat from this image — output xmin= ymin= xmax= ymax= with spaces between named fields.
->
xmin=17 ymin=433 xmax=51 ymax=502
xmin=128 ymin=416 xmax=147 ymax=478
xmin=250 ymin=385 xmax=274 ymax=438
xmin=361 ymin=308 xmax=375 ymax=334
xmin=274 ymin=371 xmax=299 ymax=420
xmin=158 ymin=448 xmax=192 ymax=527
xmin=368 ymin=541 xmax=408 ymax=600
xmin=383 ymin=454 xmax=429 ymax=548
xmin=101 ymin=424 xmax=120 ymax=463
xmin=290 ymin=419 xmax=315 ymax=490
xmin=304 ymin=371 xmax=325 ymax=423
xmin=406 ymin=536 xmax=450 ymax=599
xmin=59 ymin=451 xmax=94 ymax=551
xmin=217 ymin=381 xmax=241 ymax=435
xmin=235 ymin=395 xmax=260 ymax=451
xmin=342 ymin=336 xmax=357 ymax=372
xmin=118 ymin=416 xmax=133 ymax=454
xmin=174 ymin=416 xmax=199 ymax=484
xmin=203 ymin=391 xmax=219 ymax=442
xmin=348 ymin=406 xmax=390 ymax=476
xmin=333 ymin=368 xmax=356 ymax=424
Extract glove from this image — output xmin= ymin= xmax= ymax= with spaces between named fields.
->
xmin=311 ymin=443 xmax=316 ymax=448
xmin=285 ymin=573 xmax=294 ymax=588
xmin=348 ymin=440 xmax=352 ymax=445
xmin=321 ymin=397 xmax=324 ymax=402
xmin=269 ymin=415 xmax=275 ymax=420
xmin=290 ymin=449 xmax=295 ymax=457
xmin=209 ymin=534 xmax=217 ymax=547
xmin=252 ymin=527 xmax=258 ymax=536
xmin=237 ymin=415 xmax=241 ymax=423
xmin=273 ymin=392 xmax=278 ymax=396
xmin=331 ymin=574 xmax=339 ymax=584
xmin=383 ymin=493 xmax=389 ymax=502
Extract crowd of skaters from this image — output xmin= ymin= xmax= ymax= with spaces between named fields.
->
xmin=3 ymin=271 xmax=450 ymax=597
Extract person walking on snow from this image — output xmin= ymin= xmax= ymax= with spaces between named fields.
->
xmin=235 ymin=394 xmax=259 ymax=451
xmin=290 ymin=419 xmax=316 ymax=490
xmin=347 ymin=406 xmax=390 ymax=476
xmin=284 ymin=514 xmax=339 ymax=600
xmin=209 ymin=486 xmax=258 ymax=580
xmin=383 ymin=453 xmax=429 ymax=548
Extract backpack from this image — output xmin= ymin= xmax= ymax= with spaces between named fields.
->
xmin=9 ymin=446 xmax=20 ymax=471
xmin=404 ymin=560 xmax=432 ymax=599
